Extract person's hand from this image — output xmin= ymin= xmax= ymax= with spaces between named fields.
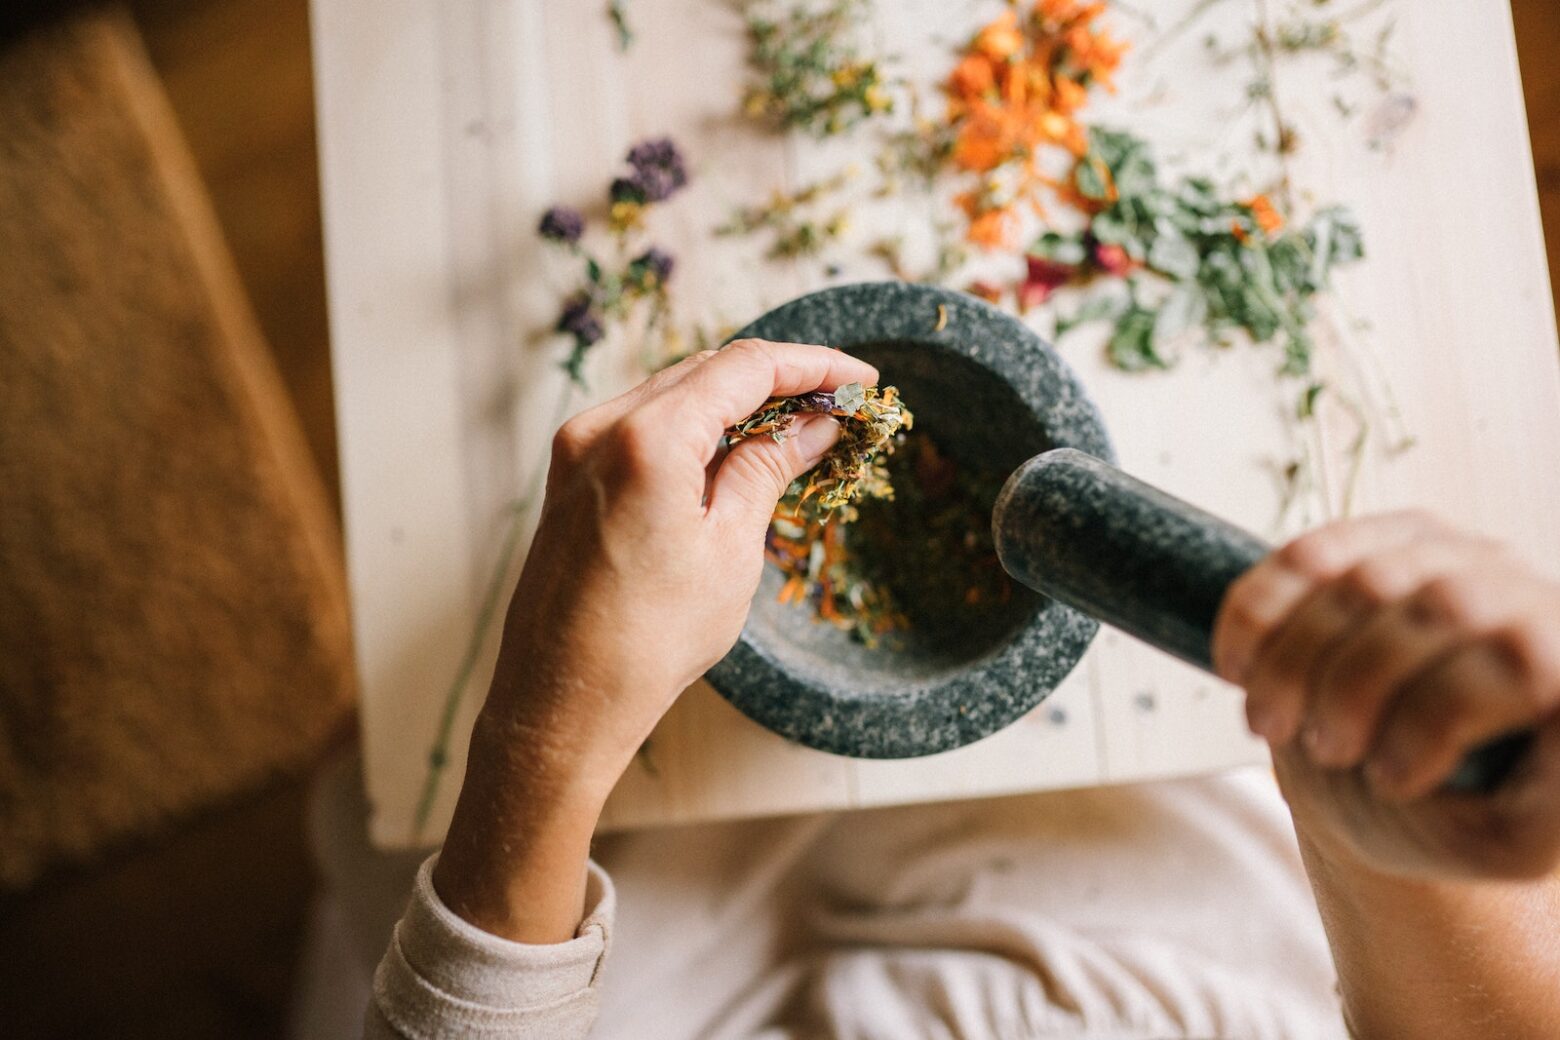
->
xmin=480 ymin=338 xmax=874 ymax=793
xmin=433 ymin=339 xmax=876 ymax=941
xmin=1212 ymin=511 xmax=1560 ymax=879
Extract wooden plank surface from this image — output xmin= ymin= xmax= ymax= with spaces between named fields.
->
xmin=313 ymin=0 xmax=1560 ymax=848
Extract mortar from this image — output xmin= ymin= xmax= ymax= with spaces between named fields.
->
xmin=704 ymin=282 xmax=1112 ymax=758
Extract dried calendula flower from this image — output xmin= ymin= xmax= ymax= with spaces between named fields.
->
xmin=727 ymin=380 xmax=913 ymax=521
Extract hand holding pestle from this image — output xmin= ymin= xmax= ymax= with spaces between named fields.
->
xmin=992 ymin=448 xmax=1535 ymax=801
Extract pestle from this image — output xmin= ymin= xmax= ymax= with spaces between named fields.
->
xmin=992 ymin=448 xmax=1533 ymax=796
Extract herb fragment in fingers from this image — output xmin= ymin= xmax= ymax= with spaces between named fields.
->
xmin=728 ymin=381 xmax=912 ymax=520
xmin=728 ymin=380 xmax=912 ymax=643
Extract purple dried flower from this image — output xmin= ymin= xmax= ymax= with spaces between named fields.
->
xmin=609 ymin=176 xmax=646 ymax=205
xmin=624 ymin=136 xmax=688 ymax=203
xmin=631 ymin=246 xmax=675 ymax=285
xmin=538 ymin=205 xmax=584 ymax=243
xmin=556 ymin=293 xmax=604 ymax=347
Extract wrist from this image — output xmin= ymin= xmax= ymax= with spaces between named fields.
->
xmin=432 ymin=723 xmax=607 ymax=943
xmin=483 ymin=645 xmax=677 ymax=798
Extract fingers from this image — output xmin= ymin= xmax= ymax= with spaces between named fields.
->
xmin=1246 ymin=538 xmax=1475 ymax=751
xmin=547 ymin=341 xmax=873 ymax=494
xmin=706 ymin=414 xmax=842 ymax=526
xmin=1368 ymin=616 xmax=1560 ymax=800
xmin=554 ymin=350 xmax=722 ymax=453
xmin=1214 ymin=512 xmax=1436 ymax=718
xmin=663 ymin=339 xmax=879 ymax=437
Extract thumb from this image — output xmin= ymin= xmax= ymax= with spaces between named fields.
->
xmin=709 ymin=415 xmax=841 ymax=526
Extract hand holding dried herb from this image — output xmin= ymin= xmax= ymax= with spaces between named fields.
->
xmin=728 ymin=380 xmax=912 ymax=520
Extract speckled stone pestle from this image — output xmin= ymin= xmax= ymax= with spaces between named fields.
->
xmin=992 ymin=447 xmax=1532 ymax=795
xmin=992 ymin=448 xmax=1267 ymax=672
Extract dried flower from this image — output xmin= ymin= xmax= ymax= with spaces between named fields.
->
xmin=538 ymin=205 xmax=585 ymax=244
xmin=1020 ymin=255 xmax=1075 ymax=310
xmin=1244 ymin=194 xmax=1285 ymax=237
xmin=728 ymin=382 xmax=912 ymax=521
xmin=557 ymin=293 xmax=604 ymax=348
xmin=965 ymin=280 xmax=1004 ymax=303
xmin=1091 ymin=242 xmax=1134 ymax=277
xmin=941 ymin=1 xmax=1126 ymax=248
xmin=625 ymin=137 xmax=689 ymax=202
xmin=627 ymin=246 xmax=675 ymax=288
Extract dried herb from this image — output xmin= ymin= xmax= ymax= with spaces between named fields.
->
xmin=943 ymin=0 xmax=1127 ymax=249
xmin=728 ymin=381 xmax=912 ymax=520
xmin=754 ymin=425 xmax=1014 ymax=646
xmin=845 ymin=436 xmax=1015 ymax=638
xmin=540 ymin=138 xmax=689 ymax=383
xmin=716 ymin=168 xmax=857 ymax=260
xmin=606 ymin=0 xmax=632 ymax=51
xmin=740 ymin=0 xmax=894 ymax=136
xmin=1034 ymin=127 xmax=1364 ymax=379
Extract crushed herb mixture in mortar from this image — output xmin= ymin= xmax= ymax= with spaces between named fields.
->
xmin=728 ymin=383 xmax=1013 ymax=647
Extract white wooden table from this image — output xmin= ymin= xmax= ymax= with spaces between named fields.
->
xmin=312 ymin=0 xmax=1560 ymax=848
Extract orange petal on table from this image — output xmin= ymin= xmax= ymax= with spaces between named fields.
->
xmin=952 ymin=124 xmax=1008 ymax=172
xmin=1040 ymin=0 xmax=1081 ymax=23
xmin=1054 ymin=76 xmax=1088 ymax=114
xmin=1039 ymin=110 xmax=1073 ymax=142
xmin=966 ymin=208 xmax=1011 ymax=249
xmin=949 ymin=53 xmax=996 ymax=98
xmin=973 ymin=10 xmax=1023 ymax=60
xmin=1062 ymin=121 xmax=1089 ymax=157
xmin=1245 ymin=194 xmax=1285 ymax=235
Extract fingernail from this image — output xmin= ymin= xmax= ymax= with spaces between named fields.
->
xmin=793 ymin=416 xmax=841 ymax=464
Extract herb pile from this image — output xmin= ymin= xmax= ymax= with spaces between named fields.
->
xmin=1037 ymin=127 xmax=1365 ymax=383
xmin=845 ymin=436 xmax=1016 ymax=642
xmin=728 ymin=383 xmax=1013 ymax=647
xmin=537 ymin=138 xmax=690 ymax=384
xmin=740 ymin=0 xmax=894 ymax=136
xmin=727 ymin=381 xmax=912 ymax=520
xmin=726 ymin=382 xmax=917 ymax=642
xmin=942 ymin=0 xmax=1127 ymax=249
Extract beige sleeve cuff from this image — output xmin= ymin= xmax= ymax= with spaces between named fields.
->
xmin=365 ymin=854 xmax=614 ymax=1040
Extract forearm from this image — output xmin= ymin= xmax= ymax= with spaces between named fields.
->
xmin=1296 ymin=831 xmax=1560 ymax=1039
xmin=430 ymin=707 xmax=613 ymax=944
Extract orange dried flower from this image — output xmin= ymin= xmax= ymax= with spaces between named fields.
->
xmin=967 ymin=208 xmax=1012 ymax=248
xmin=973 ymin=10 xmax=1024 ymax=60
xmin=942 ymin=0 xmax=1126 ymax=247
xmin=950 ymin=53 xmax=996 ymax=98
xmin=1246 ymin=194 xmax=1285 ymax=236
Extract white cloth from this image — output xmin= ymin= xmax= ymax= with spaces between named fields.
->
xmin=299 ymin=755 xmax=1347 ymax=1039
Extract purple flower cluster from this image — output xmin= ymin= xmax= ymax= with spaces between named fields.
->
xmin=556 ymin=292 xmax=603 ymax=348
xmin=537 ymin=205 xmax=584 ymax=244
xmin=539 ymin=137 xmax=688 ymax=385
xmin=610 ymin=137 xmax=689 ymax=205
xmin=629 ymin=246 xmax=675 ymax=286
